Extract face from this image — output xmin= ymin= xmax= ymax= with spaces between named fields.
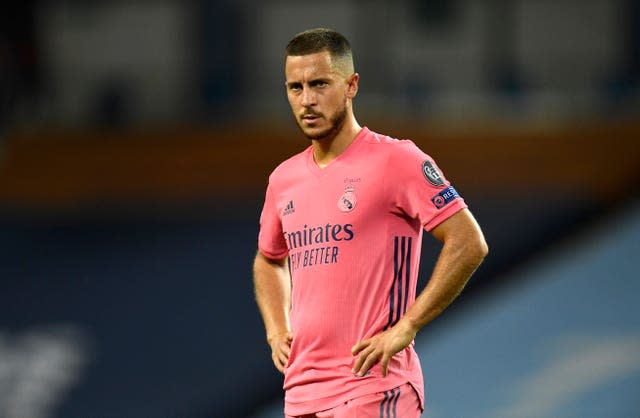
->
xmin=285 ymin=51 xmax=357 ymax=141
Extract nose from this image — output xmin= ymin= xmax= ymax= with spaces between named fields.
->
xmin=300 ymin=87 xmax=316 ymax=107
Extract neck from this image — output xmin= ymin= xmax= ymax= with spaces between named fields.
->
xmin=312 ymin=116 xmax=362 ymax=168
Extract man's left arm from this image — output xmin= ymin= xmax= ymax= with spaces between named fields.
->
xmin=351 ymin=208 xmax=488 ymax=377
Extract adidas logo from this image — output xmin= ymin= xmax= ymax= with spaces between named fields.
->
xmin=283 ymin=200 xmax=295 ymax=216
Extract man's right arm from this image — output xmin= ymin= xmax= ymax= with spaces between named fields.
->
xmin=253 ymin=251 xmax=292 ymax=373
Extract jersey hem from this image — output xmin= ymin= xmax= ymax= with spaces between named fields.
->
xmin=258 ymin=247 xmax=289 ymax=260
xmin=424 ymin=199 xmax=467 ymax=231
xmin=284 ymin=376 xmax=424 ymax=415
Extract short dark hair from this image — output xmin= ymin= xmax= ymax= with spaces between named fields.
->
xmin=285 ymin=28 xmax=352 ymax=61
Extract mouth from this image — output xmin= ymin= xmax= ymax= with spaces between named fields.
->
xmin=301 ymin=113 xmax=322 ymax=124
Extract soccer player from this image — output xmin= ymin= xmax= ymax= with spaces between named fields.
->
xmin=254 ymin=28 xmax=488 ymax=418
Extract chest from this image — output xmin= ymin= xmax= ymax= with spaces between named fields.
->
xmin=277 ymin=162 xmax=385 ymax=234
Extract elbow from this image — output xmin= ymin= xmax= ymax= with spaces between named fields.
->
xmin=468 ymin=234 xmax=489 ymax=265
xmin=476 ymin=236 xmax=489 ymax=262
xmin=479 ymin=234 xmax=489 ymax=258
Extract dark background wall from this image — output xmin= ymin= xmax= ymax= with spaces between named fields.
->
xmin=0 ymin=1 xmax=638 ymax=417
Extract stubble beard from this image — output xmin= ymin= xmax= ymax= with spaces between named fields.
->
xmin=296 ymin=101 xmax=348 ymax=142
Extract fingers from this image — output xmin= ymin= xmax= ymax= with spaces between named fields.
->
xmin=285 ymin=332 xmax=293 ymax=352
xmin=272 ymin=347 xmax=288 ymax=373
xmin=272 ymin=348 xmax=288 ymax=373
xmin=355 ymin=347 xmax=381 ymax=377
xmin=351 ymin=338 xmax=382 ymax=377
xmin=380 ymin=352 xmax=392 ymax=377
xmin=350 ymin=339 xmax=367 ymax=356
xmin=270 ymin=333 xmax=293 ymax=374
xmin=351 ymin=330 xmax=407 ymax=377
xmin=281 ymin=339 xmax=291 ymax=357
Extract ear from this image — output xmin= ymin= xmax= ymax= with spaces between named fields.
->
xmin=346 ymin=73 xmax=359 ymax=99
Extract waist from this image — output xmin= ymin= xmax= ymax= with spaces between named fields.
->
xmin=283 ymin=349 xmax=423 ymax=415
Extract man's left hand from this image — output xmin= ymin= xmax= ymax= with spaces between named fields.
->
xmin=350 ymin=319 xmax=417 ymax=377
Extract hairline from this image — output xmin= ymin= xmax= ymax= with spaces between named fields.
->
xmin=285 ymin=48 xmax=355 ymax=78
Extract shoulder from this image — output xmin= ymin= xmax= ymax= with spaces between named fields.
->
xmin=362 ymin=128 xmax=430 ymax=161
xmin=363 ymin=129 xmax=445 ymax=187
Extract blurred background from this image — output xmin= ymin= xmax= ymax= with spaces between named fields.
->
xmin=0 ymin=1 xmax=638 ymax=417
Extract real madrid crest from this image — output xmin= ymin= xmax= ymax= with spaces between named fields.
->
xmin=338 ymin=185 xmax=357 ymax=212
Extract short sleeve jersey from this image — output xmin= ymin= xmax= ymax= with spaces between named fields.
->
xmin=258 ymin=127 xmax=467 ymax=416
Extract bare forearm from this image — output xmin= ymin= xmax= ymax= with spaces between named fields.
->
xmin=403 ymin=236 xmax=486 ymax=332
xmin=253 ymin=252 xmax=292 ymax=342
xmin=351 ymin=209 xmax=487 ymax=377
xmin=352 ymin=236 xmax=486 ymax=377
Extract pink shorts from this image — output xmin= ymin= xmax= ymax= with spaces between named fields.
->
xmin=286 ymin=383 xmax=422 ymax=418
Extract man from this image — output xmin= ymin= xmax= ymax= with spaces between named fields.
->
xmin=254 ymin=28 xmax=488 ymax=418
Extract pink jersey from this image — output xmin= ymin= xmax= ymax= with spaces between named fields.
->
xmin=258 ymin=127 xmax=467 ymax=415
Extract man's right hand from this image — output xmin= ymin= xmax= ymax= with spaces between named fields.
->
xmin=268 ymin=331 xmax=293 ymax=373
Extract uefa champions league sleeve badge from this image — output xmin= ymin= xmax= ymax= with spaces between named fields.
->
xmin=422 ymin=160 xmax=445 ymax=187
xmin=338 ymin=185 xmax=357 ymax=212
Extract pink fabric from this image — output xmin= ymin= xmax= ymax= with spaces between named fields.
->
xmin=285 ymin=382 xmax=422 ymax=418
xmin=258 ymin=127 xmax=466 ymax=415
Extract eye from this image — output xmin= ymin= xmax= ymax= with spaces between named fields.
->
xmin=287 ymin=83 xmax=302 ymax=92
